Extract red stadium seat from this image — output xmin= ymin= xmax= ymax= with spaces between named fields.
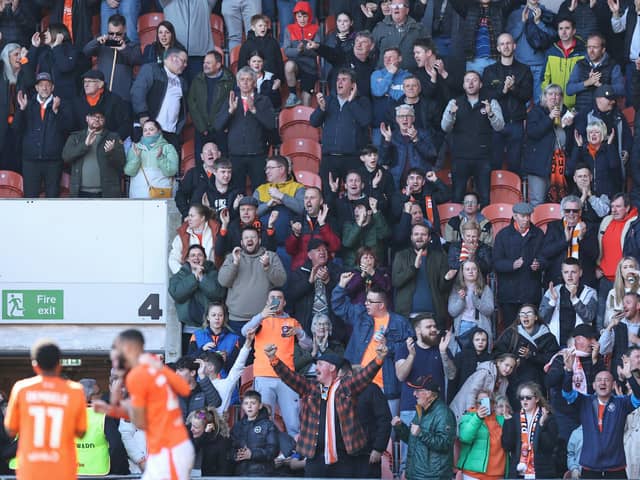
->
xmin=324 ymin=15 xmax=336 ymax=37
xmin=490 ymin=170 xmax=522 ymax=204
xmin=280 ymin=138 xmax=321 ymax=173
xmin=531 ymin=203 xmax=562 ymax=233
xmin=230 ymin=45 xmax=241 ymax=74
xmin=623 ymin=106 xmax=635 ymax=134
xmin=279 ymin=106 xmax=320 ymax=142
xmin=296 ymin=170 xmax=322 ymax=188
xmin=437 ymin=202 xmax=463 ymax=231
xmin=137 ymin=13 xmax=164 ymax=51
xmin=210 ymin=14 xmax=225 ymax=49
xmin=0 ymin=170 xmax=23 ymax=197
xmin=240 ymin=364 xmax=253 ymax=395
xmin=435 ymin=168 xmax=452 ymax=186
xmin=181 ymin=139 xmax=195 ymax=175
xmin=481 ymin=203 xmax=514 ymax=238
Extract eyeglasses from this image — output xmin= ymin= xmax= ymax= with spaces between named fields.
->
xmin=265 ymin=165 xmax=283 ymax=170
xmin=463 ymin=201 xmax=478 ymax=206
xmin=519 ymin=311 xmax=536 ymax=318
xmin=365 ymin=299 xmax=383 ymax=304
xmin=108 ymin=31 xmax=124 ymax=36
xmin=564 ymin=209 xmax=580 ymax=213
xmin=519 ymin=395 xmax=535 ymax=401
xmin=390 ymin=3 xmax=408 ymax=7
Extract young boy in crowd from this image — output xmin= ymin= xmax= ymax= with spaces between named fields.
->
xmin=357 ymin=144 xmax=395 ymax=216
xmin=231 ymin=390 xmax=279 ymax=476
xmin=239 ymin=15 xmax=285 ymax=82
xmin=282 ymin=1 xmax=320 ymax=107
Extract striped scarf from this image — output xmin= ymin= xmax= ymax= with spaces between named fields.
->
xmin=564 ymin=220 xmax=582 ymax=259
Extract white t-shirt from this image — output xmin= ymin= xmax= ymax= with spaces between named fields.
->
xmin=156 ymin=67 xmax=182 ymax=133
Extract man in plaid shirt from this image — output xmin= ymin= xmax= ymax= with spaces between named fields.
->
xmin=263 ymin=339 xmax=389 ymax=477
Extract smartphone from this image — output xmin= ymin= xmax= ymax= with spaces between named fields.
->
xmin=270 ymin=297 xmax=280 ymax=309
xmin=479 ymin=397 xmax=491 ymax=415
xmin=105 ymin=39 xmax=121 ymax=47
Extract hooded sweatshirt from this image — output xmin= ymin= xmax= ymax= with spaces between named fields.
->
xmin=283 ymin=1 xmax=319 ymax=75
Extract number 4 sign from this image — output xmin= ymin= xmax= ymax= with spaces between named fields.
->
xmin=138 ymin=294 xmax=163 ymax=320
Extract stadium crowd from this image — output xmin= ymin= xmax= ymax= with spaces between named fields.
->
xmin=4 ymin=0 xmax=640 ymax=477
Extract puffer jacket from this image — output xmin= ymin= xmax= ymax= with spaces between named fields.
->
xmin=168 ymin=261 xmax=226 ymax=327
xmin=394 ymin=398 xmax=456 ymax=480
xmin=124 ymin=135 xmax=179 ymax=199
xmin=230 ymin=407 xmax=278 ymax=476
xmin=457 ymin=411 xmax=508 ymax=476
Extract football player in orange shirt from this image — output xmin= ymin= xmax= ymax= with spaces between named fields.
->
xmin=4 ymin=339 xmax=87 ymax=480
xmin=94 ymin=329 xmax=194 ymax=480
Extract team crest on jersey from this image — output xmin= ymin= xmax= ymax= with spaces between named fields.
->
xmin=607 ymin=403 xmax=616 ymax=412
xmin=254 ymin=426 xmax=262 ymax=433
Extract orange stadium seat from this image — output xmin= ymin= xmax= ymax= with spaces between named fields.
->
xmin=296 ymin=170 xmax=322 ymax=188
xmin=531 ymin=203 xmax=562 ymax=233
xmin=490 ymin=170 xmax=522 ymax=204
xmin=437 ymin=202 xmax=463 ymax=231
xmin=279 ymin=106 xmax=320 ymax=142
xmin=211 ymin=14 xmax=225 ymax=49
xmin=181 ymin=139 xmax=195 ymax=175
xmin=0 ymin=170 xmax=23 ymax=197
xmin=481 ymin=203 xmax=514 ymax=238
xmin=623 ymin=106 xmax=635 ymax=134
xmin=324 ymin=15 xmax=336 ymax=37
xmin=280 ymin=138 xmax=321 ymax=173
xmin=138 ymin=13 xmax=164 ymax=51
xmin=435 ymin=168 xmax=452 ymax=186
xmin=230 ymin=45 xmax=241 ymax=74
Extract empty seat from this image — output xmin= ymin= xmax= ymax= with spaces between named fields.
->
xmin=279 ymin=106 xmax=320 ymax=142
xmin=481 ymin=203 xmax=514 ymax=238
xmin=436 ymin=168 xmax=452 ymax=186
xmin=230 ymin=44 xmax=241 ymax=74
xmin=137 ymin=13 xmax=164 ymax=50
xmin=437 ymin=202 xmax=463 ymax=231
xmin=211 ymin=14 xmax=225 ymax=49
xmin=490 ymin=170 xmax=522 ymax=204
xmin=296 ymin=170 xmax=322 ymax=188
xmin=280 ymin=138 xmax=321 ymax=173
xmin=531 ymin=202 xmax=562 ymax=233
xmin=0 ymin=170 xmax=23 ymax=197
xmin=181 ymin=139 xmax=195 ymax=175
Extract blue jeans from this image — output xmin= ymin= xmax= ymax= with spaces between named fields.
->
xmin=101 ymin=0 xmax=141 ymax=42
xmin=466 ymin=57 xmax=495 ymax=76
xmin=529 ymin=64 xmax=544 ymax=105
xmin=399 ymin=409 xmax=414 ymax=475
xmin=433 ymin=36 xmax=451 ymax=59
xmin=492 ymin=121 xmax=524 ymax=173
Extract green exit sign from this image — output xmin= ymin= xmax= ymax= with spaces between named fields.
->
xmin=2 ymin=290 xmax=64 ymax=320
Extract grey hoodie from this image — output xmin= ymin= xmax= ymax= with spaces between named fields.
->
xmin=160 ymin=0 xmax=215 ymax=56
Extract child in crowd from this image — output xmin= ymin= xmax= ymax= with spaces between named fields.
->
xmin=188 ymin=408 xmax=233 ymax=476
xmin=357 ymin=144 xmax=395 ymax=216
xmin=230 ymin=390 xmax=279 ymax=476
xmin=239 ymin=15 xmax=284 ymax=82
xmin=282 ymin=1 xmax=319 ymax=107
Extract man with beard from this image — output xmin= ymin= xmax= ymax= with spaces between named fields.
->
xmin=94 ymin=329 xmax=195 ymax=479
xmin=218 ymin=227 xmax=287 ymax=334
xmin=600 ymin=291 xmax=640 ymax=374
xmin=441 ymin=71 xmax=504 ymax=206
xmin=394 ymin=314 xmax=456 ymax=474
xmin=214 ymin=196 xmax=277 ymax=258
xmin=392 ymin=223 xmax=457 ymax=327
xmin=482 ymin=33 xmax=533 ymax=172
xmin=285 ymin=187 xmax=341 ymax=271
xmin=288 ymin=238 xmax=344 ymax=339
xmin=562 ymin=351 xmax=640 ymax=478
xmin=332 ymin=272 xmax=413 ymax=418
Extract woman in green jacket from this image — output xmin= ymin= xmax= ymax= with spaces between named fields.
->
xmin=125 ymin=119 xmax=179 ymax=198
xmin=457 ymin=390 xmax=508 ymax=480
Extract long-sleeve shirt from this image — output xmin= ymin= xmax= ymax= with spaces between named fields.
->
xmin=441 ymin=98 xmax=505 ymax=132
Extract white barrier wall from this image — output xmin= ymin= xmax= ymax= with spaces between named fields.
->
xmin=0 ymin=199 xmax=179 ymax=355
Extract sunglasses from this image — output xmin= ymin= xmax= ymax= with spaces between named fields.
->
xmin=108 ymin=31 xmax=124 ymax=36
xmin=564 ymin=209 xmax=580 ymax=213
xmin=519 ymin=395 xmax=535 ymax=401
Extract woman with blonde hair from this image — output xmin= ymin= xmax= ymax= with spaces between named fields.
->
xmin=187 ymin=302 xmax=240 ymax=371
xmin=604 ymin=256 xmax=640 ymax=328
xmin=448 ymin=259 xmax=494 ymax=354
xmin=187 ymin=408 xmax=233 ymax=476
xmin=501 ymin=382 xmax=559 ymax=479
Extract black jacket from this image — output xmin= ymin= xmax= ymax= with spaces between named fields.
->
xmin=41 ymin=0 xmax=99 ymax=49
xmin=316 ymin=43 xmax=376 ymax=99
xmin=230 ymin=407 xmax=279 ymax=476
xmin=214 ymin=219 xmax=277 ymax=258
xmin=0 ymin=3 xmax=35 ymax=47
xmin=130 ymin=62 xmax=188 ymax=131
xmin=192 ymin=431 xmax=233 ymax=476
xmin=0 ymin=62 xmax=35 ymax=151
xmin=502 ymin=412 xmax=560 ymax=479
xmin=522 ymin=104 xmax=571 ymax=178
xmin=482 ymin=59 xmax=533 ymax=123
xmin=27 ymin=43 xmax=82 ymax=101
xmin=214 ymin=89 xmax=275 ymax=156
xmin=178 ymin=381 xmax=222 ymax=422
xmin=540 ymin=219 xmax=599 ymax=288
xmin=175 ymin=166 xmax=242 ymax=218
xmin=287 ymin=260 xmax=344 ymax=337
xmin=72 ymin=89 xmax=132 ymax=141
xmin=238 ymin=30 xmax=284 ymax=80
xmin=14 ymin=95 xmax=71 ymax=161
xmin=356 ymin=383 xmax=392 ymax=454
xmin=493 ymin=221 xmax=546 ymax=305
xmin=390 ymin=181 xmax=452 ymax=235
